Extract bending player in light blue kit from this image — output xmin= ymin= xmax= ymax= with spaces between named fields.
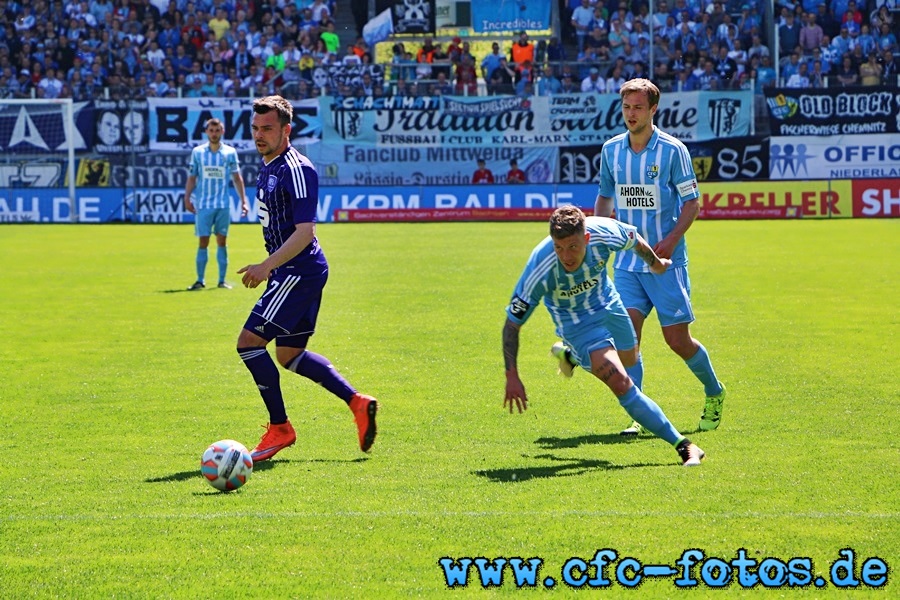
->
xmin=592 ymin=78 xmax=725 ymax=434
xmin=503 ymin=205 xmax=705 ymax=467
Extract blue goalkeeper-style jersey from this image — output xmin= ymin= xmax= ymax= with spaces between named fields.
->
xmin=598 ymin=126 xmax=699 ymax=273
xmin=188 ymin=142 xmax=240 ymax=209
xmin=255 ymin=145 xmax=327 ymax=278
xmin=506 ymin=216 xmax=638 ymax=336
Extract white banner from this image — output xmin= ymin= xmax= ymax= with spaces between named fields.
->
xmin=769 ymin=134 xmax=900 ymax=180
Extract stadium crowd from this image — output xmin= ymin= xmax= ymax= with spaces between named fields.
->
xmin=0 ymin=0 xmax=897 ymax=102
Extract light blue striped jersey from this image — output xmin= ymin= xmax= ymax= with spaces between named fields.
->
xmin=506 ymin=217 xmax=638 ymax=336
xmin=188 ymin=142 xmax=241 ymax=209
xmin=598 ymin=126 xmax=700 ymax=272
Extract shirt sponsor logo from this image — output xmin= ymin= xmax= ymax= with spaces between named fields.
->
xmin=617 ymin=184 xmax=659 ymax=210
xmin=202 ymin=165 xmax=225 ymax=179
xmin=555 ymin=277 xmax=598 ymax=299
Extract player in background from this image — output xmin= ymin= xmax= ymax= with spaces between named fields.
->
xmin=184 ymin=118 xmax=249 ymax=290
xmin=237 ymin=95 xmax=377 ymax=461
xmin=591 ymin=78 xmax=725 ymax=434
xmin=503 ymin=205 xmax=705 ymax=467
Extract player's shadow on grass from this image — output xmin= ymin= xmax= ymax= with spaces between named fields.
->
xmin=534 ymin=432 xmax=639 ymax=449
xmin=144 ymin=457 xmax=368 ymax=484
xmin=474 ymin=453 xmax=627 ymax=483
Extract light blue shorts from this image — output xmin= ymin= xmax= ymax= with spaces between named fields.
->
xmin=613 ymin=266 xmax=695 ymax=327
xmin=561 ymin=295 xmax=638 ymax=371
xmin=195 ymin=207 xmax=230 ymax=237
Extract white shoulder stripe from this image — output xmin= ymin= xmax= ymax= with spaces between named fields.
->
xmin=522 ymin=251 xmax=556 ymax=295
xmin=285 ymin=149 xmax=308 ymax=198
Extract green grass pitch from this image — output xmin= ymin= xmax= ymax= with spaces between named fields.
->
xmin=1 ymin=219 xmax=897 ymax=598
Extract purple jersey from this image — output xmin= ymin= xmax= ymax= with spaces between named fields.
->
xmin=255 ymin=145 xmax=328 ymax=277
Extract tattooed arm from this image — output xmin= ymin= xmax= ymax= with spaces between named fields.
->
xmin=633 ymin=233 xmax=673 ymax=275
xmin=503 ymin=318 xmax=528 ymax=413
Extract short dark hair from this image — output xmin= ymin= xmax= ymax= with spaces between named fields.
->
xmin=252 ymin=95 xmax=293 ymax=126
xmin=549 ymin=205 xmax=585 ymax=239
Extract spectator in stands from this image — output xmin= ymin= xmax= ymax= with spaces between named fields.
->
xmin=696 ymin=58 xmax=721 ymax=89
xmin=808 ymin=59 xmax=827 ymax=86
xmin=310 ymin=0 xmax=331 ymax=24
xmin=606 ymin=63 xmax=627 ymax=93
xmin=713 ymin=44 xmax=738 ymax=83
xmin=830 ymin=25 xmax=851 ymax=57
xmin=855 ymin=23 xmax=876 ymax=55
xmin=320 ymin=21 xmax=340 ymax=54
xmin=800 ymin=12 xmax=825 ymax=54
xmin=572 ymin=0 xmax=597 ymax=54
xmin=741 ymin=32 xmax=765 ymax=60
xmin=455 ymin=55 xmax=478 ymax=96
xmin=756 ymin=53 xmax=777 ymax=89
xmin=815 ymin=2 xmax=841 ymax=39
xmin=510 ymin=31 xmax=534 ymax=74
xmin=417 ymin=36 xmax=436 ymax=64
xmin=488 ymin=56 xmax=516 ymax=95
xmin=779 ymin=11 xmax=802 ymax=57
xmin=786 ymin=60 xmax=811 ymax=86
xmin=507 ymin=159 xmax=526 ymax=184
xmin=537 ymin=63 xmax=562 ymax=96
xmin=841 ymin=0 xmax=863 ymax=33
xmin=581 ymin=66 xmax=606 ymax=92
xmin=608 ymin=17 xmax=627 ymax=58
xmin=728 ymin=39 xmax=748 ymax=75
xmin=737 ymin=4 xmax=761 ymax=42
xmin=859 ymin=51 xmax=883 ymax=84
xmin=881 ymin=48 xmax=898 ymax=85
xmin=806 ymin=46 xmax=831 ymax=72
xmin=481 ymin=41 xmax=503 ymax=82
xmin=835 ymin=54 xmax=858 ymax=85
xmin=472 ymin=159 xmax=494 ymax=184
xmin=782 ymin=51 xmax=803 ymax=80
xmin=870 ymin=5 xmax=893 ymax=33
xmin=560 ymin=72 xmax=579 ymax=93
xmin=876 ymin=22 xmax=897 ymax=53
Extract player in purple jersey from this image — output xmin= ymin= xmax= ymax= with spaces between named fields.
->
xmin=235 ymin=95 xmax=378 ymax=461
xmin=594 ymin=79 xmax=725 ymax=435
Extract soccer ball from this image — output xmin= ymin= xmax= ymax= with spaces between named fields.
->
xmin=200 ymin=439 xmax=253 ymax=492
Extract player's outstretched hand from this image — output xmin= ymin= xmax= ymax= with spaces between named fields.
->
xmin=504 ymin=377 xmax=528 ymax=414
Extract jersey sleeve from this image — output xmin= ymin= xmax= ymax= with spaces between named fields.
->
xmin=597 ymin=142 xmax=615 ymax=199
xmin=505 ymin=244 xmax=550 ymax=325
xmin=586 ymin=216 xmax=638 ymax=252
xmin=227 ymin=148 xmax=240 ymax=175
xmin=283 ymin=158 xmax=319 ymax=224
xmin=671 ymin=142 xmax=700 ymax=203
xmin=188 ymin=148 xmax=200 ymax=177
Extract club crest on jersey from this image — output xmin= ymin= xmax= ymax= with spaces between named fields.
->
xmin=266 ymin=175 xmax=278 ymax=191
xmin=646 ymin=164 xmax=659 ymax=179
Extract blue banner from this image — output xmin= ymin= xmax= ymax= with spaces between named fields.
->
xmin=0 ymin=184 xmax=598 ymax=223
xmin=471 ymin=0 xmax=552 ymax=32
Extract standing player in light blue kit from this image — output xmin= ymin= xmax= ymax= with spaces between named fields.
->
xmin=184 ymin=118 xmax=249 ymax=290
xmin=592 ymin=78 xmax=725 ymax=435
xmin=236 ymin=96 xmax=377 ymax=461
xmin=503 ymin=205 xmax=705 ymax=467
